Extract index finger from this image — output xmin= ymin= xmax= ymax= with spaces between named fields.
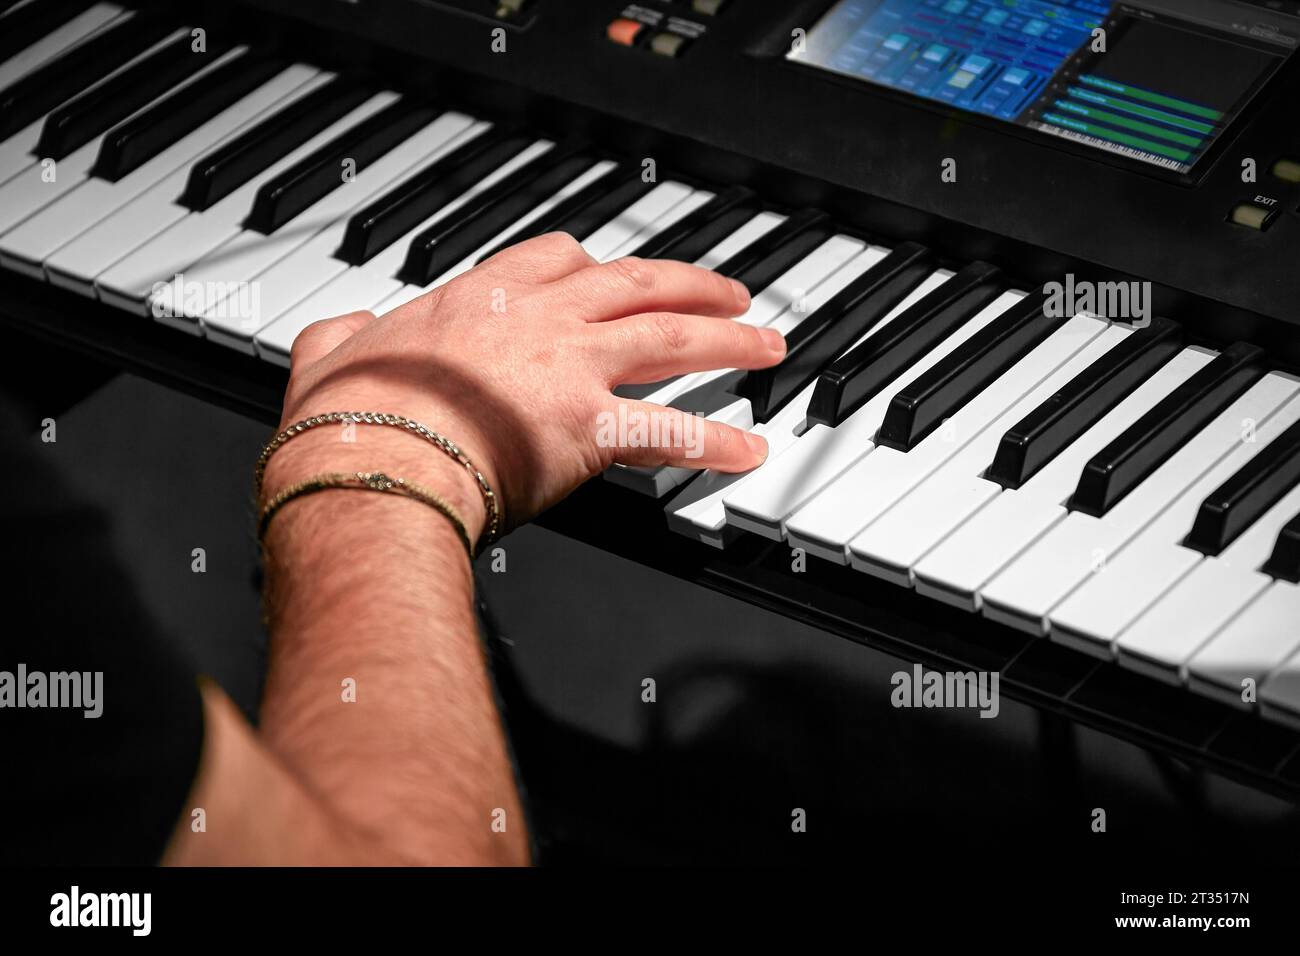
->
xmin=540 ymin=256 xmax=751 ymax=322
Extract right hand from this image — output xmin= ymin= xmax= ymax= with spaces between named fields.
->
xmin=270 ymin=232 xmax=787 ymax=537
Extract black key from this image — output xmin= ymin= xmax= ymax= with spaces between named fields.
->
xmin=1261 ymin=510 xmax=1300 ymax=583
xmin=986 ymin=316 xmax=1184 ymax=490
xmin=1069 ymin=342 xmax=1264 ymax=517
xmin=0 ymin=0 xmax=96 ymax=65
xmin=627 ymin=185 xmax=758 ymax=261
xmin=333 ymin=126 xmax=533 ymax=263
xmin=876 ymin=288 xmax=1067 ymax=452
xmin=0 ymin=14 xmax=173 ymax=141
xmin=806 ymin=260 xmax=1003 ymax=429
xmin=715 ymin=208 xmax=832 ymax=294
xmin=473 ymin=162 xmax=624 ymax=264
xmin=397 ymin=141 xmax=593 ymax=285
xmin=541 ymin=164 xmax=659 ymax=240
xmin=473 ymin=160 xmax=633 ymax=263
xmin=737 ymin=243 xmax=932 ymax=424
xmin=36 ymin=31 xmax=225 ymax=160
xmin=1184 ymin=417 xmax=1300 ymax=556
xmin=179 ymin=77 xmax=373 ymax=212
xmin=92 ymin=51 xmax=285 ymax=182
xmin=244 ymin=97 xmax=438 ymax=235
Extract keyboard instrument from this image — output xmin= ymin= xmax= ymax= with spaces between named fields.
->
xmin=4 ymin=0 xmax=1300 ymax=803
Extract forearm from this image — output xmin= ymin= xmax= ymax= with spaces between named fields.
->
xmin=256 ymin=432 xmax=527 ymax=865
xmin=196 ymin=240 xmax=767 ymax=866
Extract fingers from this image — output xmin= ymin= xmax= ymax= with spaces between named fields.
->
xmin=544 ymin=256 xmax=750 ymax=322
xmin=288 ymin=310 xmax=378 ymax=369
xmin=597 ymin=399 xmax=768 ymax=472
xmin=592 ymin=312 xmax=786 ymax=384
xmin=477 ymin=231 xmax=596 ymax=285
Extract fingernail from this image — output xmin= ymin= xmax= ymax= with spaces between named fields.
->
xmin=759 ymin=326 xmax=786 ymax=356
xmin=744 ymin=431 xmax=768 ymax=463
xmin=730 ymin=279 xmax=751 ymax=311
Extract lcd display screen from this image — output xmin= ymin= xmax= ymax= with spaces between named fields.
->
xmin=791 ymin=0 xmax=1296 ymax=174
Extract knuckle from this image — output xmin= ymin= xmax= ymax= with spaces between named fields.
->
xmin=651 ymin=312 xmax=687 ymax=353
xmin=708 ymin=268 xmax=737 ymax=301
xmin=539 ymin=231 xmax=583 ymax=255
xmin=732 ymin=321 xmax=760 ymax=355
xmin=394 ymin=284 xmax=444 ymax=316
xmin=610 ymin=256 xmax=655 ymax=293
xmin=578 ymin=326 xmax=621 ymax=381
xmin=704 ymin=421 xmax=736 ymax=458
xmin=289 ymin=319 xmax=329 ymax=357
xmin=298 ymin=317 xmax=334 ymax=339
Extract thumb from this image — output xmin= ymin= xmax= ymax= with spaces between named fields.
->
xmin=288 ymin=310 xmax=378 ymax=369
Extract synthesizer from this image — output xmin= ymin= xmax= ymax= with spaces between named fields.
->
xmin=2 ymin=0 xmax=1300 ymax=801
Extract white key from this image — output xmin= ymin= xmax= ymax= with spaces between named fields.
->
xmin=94 ymin=90 xmax=400 ymax=319
xmin=343 ymin=133 xmax=545 ymax=292
xmin=786 ymin=312 xmax=1110 ymax=564
xmin=722 ymin=269 xmax=979 ymax=539
xmin=0 ymin=6 xmax=131 ymax=187
xmin=1 ymin=14 xmax=208 ymax=235
xmin=199 ymin=112 xmax=483 ymax=348
xmin=848 ymin=324 xmax=1134 ymax=585
xmin=370 ymin=285 xmax=420 ymax=318
xmin=0 ymin=115 xmax=43 ymax=187
xmin=1049 ymin=394 xmax=1300 ymax=655
xmin=581 ymin=181 xmax=693 ymax=262
xmin=603 ymin=188 xmax=714 ymax=260
xmin=629 ymin=230 xmax=874 ymax=413
xmin=603 ymin=395 xmax=754 ymax=497
xmin=41 ymin=58 xmax=318 ymax=294
xmin=255 ymin=137 xmax=554 ymax=363
xmin=368 ymin=158 xmax=621 ymax=314
xmin=1186 ymin=582 xmax=1300 ymax=709
xmin=91 ymin=88 xmax=395 ymax=317
xmin=0 ymin=3 xmax=123 ymax=92
xmin=1117 ymin=563 xmax=1271 ymax=685
xmin=205 ymin=119 xmax=487 ymax=349
xmin=0 ymin=26 xmax=204 ymax=275
xmin=0 ymin=131 xmax=104 ymax=233
xmin=1261 ymin=634 xmax=1300 ymax=730
xmin=692 ymin=211 xmax=784 ymax=270
xmin=616 ymin=233 xmax=870 ymax=473
xmin=436 ymin=159 xmax=619 ymax=284
xmin=610 ymin=211 xmax=795 ymax=407
xmin=980 ymin=372 xmax=1300 ymax=635
xmin=611 ymin=241 xmax=884 ymax=498
xmin=666 ymin=244 xmax=961 ymax=544
xmin=912 ymin=347 xmax=1214 ymax=609
xmin=1115 ymin=478 xmax=1300 ymax=682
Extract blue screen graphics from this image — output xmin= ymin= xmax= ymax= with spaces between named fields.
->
xmin=791 ymin=0 xmax=1288 ymax=173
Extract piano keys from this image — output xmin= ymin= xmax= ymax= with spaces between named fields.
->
xmin=2 ymin=0 xmax=1300 ymax=746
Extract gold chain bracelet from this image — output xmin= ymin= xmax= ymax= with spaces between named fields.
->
xmin=255 ymin=412 xmax=501 ymax=545
xmin=258 ymin=471 xmax=475 ymax=559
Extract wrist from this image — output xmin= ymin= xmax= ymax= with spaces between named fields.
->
xmin=260 ymin=422 xmax=488 ymax=545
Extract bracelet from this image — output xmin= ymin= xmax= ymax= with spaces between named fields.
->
xmin=258 ymin=471 xmax=475 ymax=560
xmin=255 ymin=412 xmax=501 ymax=545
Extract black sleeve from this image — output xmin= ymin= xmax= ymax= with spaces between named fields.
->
xmin=0 ymin=408 xmax=205 ymax=865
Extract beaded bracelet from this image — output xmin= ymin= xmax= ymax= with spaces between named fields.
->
xmin=258 ymin=471 xmax=475 ymax=559
xmin=255 ymin=412 xmax=501 ymax=545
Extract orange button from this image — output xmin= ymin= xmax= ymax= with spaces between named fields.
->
xmin=607 ymin=18 xmax=644 ymax=46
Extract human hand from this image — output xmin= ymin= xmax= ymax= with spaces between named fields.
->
xmin=267 ymin=233 xmax=786 ymax=540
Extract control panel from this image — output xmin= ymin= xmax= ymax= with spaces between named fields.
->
xmin=247 ymin=0 xmax=1300 ymax=348
xmin=605 ymin=1 xmax=735 ymax=58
